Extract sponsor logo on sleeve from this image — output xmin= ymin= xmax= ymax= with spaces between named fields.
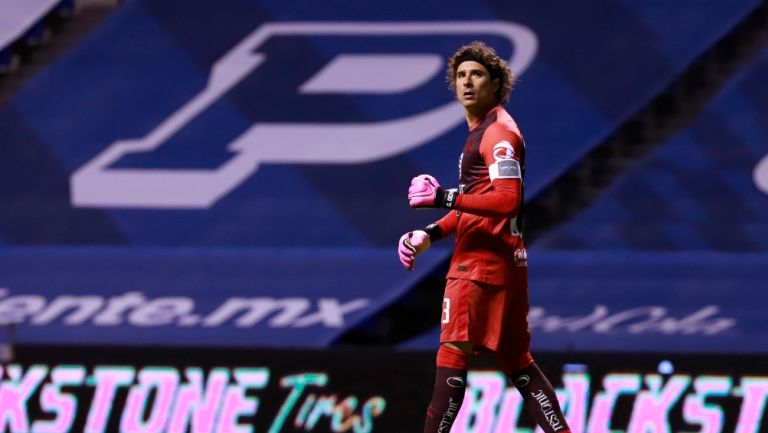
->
xmin=493 ymin=141 xmax=515 ymax=160
xmin=490 ymin=141 xmax=520 ymax=180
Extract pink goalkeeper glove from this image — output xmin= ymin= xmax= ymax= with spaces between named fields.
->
xmin=398 ymin=230 xmax=431 ymax=271
xmin=408 ymin=174 xmax=457 ymax=208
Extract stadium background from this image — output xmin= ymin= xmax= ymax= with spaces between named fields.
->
xmin=0 ymin=0 xmax=767 ymax=432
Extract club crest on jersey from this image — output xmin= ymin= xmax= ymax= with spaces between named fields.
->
xmin=493 ymin=141 xmax=515 ymax=161
xmin=514 ymin=248 xmax=528 ymax=267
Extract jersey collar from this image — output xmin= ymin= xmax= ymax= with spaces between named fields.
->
xmin=468 ymin=105 xmax=502 ymax=131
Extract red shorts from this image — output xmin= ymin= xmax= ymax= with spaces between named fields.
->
xmin=440 ymin=269 xmax=531 ymax=358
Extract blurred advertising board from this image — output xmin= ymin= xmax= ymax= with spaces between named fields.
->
xmin=0 ymin=346 xmax=765 ymax=433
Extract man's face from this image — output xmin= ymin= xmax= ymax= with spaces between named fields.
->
xmin=455 ymin=60 xmax=498 ymax=112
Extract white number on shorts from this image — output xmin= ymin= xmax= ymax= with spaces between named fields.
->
xmin=442 ymin=298 xmax=450 ymax=324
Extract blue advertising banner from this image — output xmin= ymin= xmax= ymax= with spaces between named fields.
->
xmin=0 ymin=0 xmax=759 ymax=248
xmin=2 ymin=248 xmax=764 ymax=351
xmin=536 ymin=47 xmax=768 ymax=252
xmin=403 ymin=251 xmax=768 ymax=353
xmin=0 ymin=247 xmax=447 ymax=347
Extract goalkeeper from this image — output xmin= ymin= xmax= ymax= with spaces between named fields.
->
xmin=398 ymin=41 xmax=571 ymax=433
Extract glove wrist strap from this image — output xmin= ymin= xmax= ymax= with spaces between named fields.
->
xmin=424 ymin=223 xmax=443 ymax=242
xmin=441 ymin=188 xmax=458 ymax=208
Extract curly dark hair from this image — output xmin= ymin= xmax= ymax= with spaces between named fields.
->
xmin=446 ymin=41 xmax=515 ymax=105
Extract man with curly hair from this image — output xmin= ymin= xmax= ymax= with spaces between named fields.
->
xmin=398 ymin=41 xmax=571 ymax=433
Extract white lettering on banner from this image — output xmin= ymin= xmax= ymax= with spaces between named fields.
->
xmin=30 ymin=296 xmax=104 ymax=325
xmin=299 ymin=54 xmax=443 ymax=94
xmin=70 ymin=22 xmax=538 ymax=208
xmin=202 ymin=297 xmax=312 ymax=327
xmin=0 ymin=290 xmax=369 ymax=329
xmin=528 ymin=305 xmax=736 ymax=335
xmin=0 ymin=295 xmax=46 ymax=325
xmin=0 ymin=289 xmax=735 ymax=335
xmin=128 ymin=297 xmax=196 ymax=327
xmin=291 ymin=298 xmax=371 ymax=328
xmin=754 ymin=153 xmax=768 ymax=195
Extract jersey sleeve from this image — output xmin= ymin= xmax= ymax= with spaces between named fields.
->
xmin=480 ymin=124 xmax=524 ymax=183
xmin=434 ymin=210 xmax=458 ymax=238
xmin=453 ymin=124 xmax=523 ymax=218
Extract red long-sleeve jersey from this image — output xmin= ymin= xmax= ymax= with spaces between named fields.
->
xmin=435 ymin=105 xmax=527 ymax=286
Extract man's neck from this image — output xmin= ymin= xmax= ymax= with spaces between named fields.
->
xmin=465 ymin=104 xmax=497 ymax=127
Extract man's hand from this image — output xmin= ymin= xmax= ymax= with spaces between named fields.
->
xmin=408 ymin=174 xmax=457 ymax=208
xmin=398 ymin=230 xmax=431 ymax=271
